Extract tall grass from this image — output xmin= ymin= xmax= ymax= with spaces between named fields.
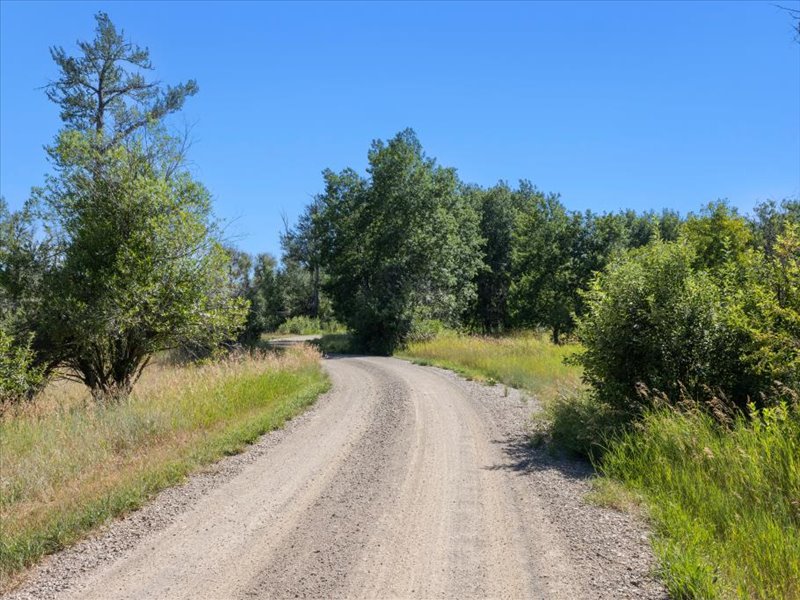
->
xmin=601 ymin=404 xmax=800 ymax=599
xmin=399 ymin=331 xmax=582 ymax=403
xmin=0 ymin=345 xmax=328 ymax=588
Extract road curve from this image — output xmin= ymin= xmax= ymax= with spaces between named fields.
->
xmin=7 ymin=356 xmax=665 ymax=600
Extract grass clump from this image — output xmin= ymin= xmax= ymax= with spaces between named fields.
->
xmin=600 ymin=403 xmax=800 ymax=599
xmin=399 ymin=330 xmax=582 ymax=403
xmin=0 ymin=345 xmax=328 ymax=588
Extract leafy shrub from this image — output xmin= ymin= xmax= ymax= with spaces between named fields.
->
xmin=0 ymin=329 xmax=43 ymax=407
xmin=724 ymin=223 xmax=800 ymax=394
xmin=406 ymin=319 xmax=449 ymax=343
xmin=276 ymin=316 xmax=344 ymax=335
xmin=277 ymin=316 xmax=318 ymax=335
xmin=545 ymin=390 xmax=623 ymax=457
xmin=575 ymin=241 xmax=748 ymax=415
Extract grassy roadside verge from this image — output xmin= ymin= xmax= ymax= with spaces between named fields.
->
xmin=0 ymin=345 xmax=329 ymax=589
xmin=399 ymin=332 xmax=800 ymax=599
xmin=398 ymin=331 xmax=582 ymax=403
xmin=598 ymin=406 xmax=800 ymax=600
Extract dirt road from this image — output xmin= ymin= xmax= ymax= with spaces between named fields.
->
xmin=8 ymin=356 xmax=665 ymax=600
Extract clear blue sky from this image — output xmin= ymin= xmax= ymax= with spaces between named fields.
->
xmin=2 ymin=1 xmax=799 ymax=258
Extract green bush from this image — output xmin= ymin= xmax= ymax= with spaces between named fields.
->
xmin=0 ymin=329 xmax=43 ymax=407
xmin=406 ymin=319 xmax=449 ymax=343
xmin=275 ymin=316 xmax=344 ymax=335
xmin=725 ymin=223 xmax=800 ymax=394
xmin=575 ymin=241 xmax=748 ymax=414
xmin=546 ymin=391 xmax=623 ymax=457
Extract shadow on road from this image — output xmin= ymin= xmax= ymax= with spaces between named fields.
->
xmin=487 ymin=435 xmax=594 ymax=482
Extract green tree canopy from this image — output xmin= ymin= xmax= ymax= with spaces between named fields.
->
xmin=318 ymin=129 xmax=482 ymax=353
xmin=46 ymin=12 xmax=197 ymax=151
xmin=467 ymin=183 xmax=524 ymax=332
xmin=24 ymin=14 xmax=245 ymax=400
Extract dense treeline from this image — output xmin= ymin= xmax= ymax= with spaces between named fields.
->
xmin=262 ymin=123 xmax=799 ymax=435
xmin=285 ymin=130 xmax=798 ymax=447
xmin=278 ymin=132 xmax=688 ymax=352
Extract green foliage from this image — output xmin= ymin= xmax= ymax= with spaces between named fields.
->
xmin=467 ymin=183 xmax=523 ymax=332
xmin=0 ymin=199 xmax=52 ymax=384
xmin=275 ymin=315 xmax=343 ymax=335
xmin=748 ymin=198 xmax=800 ymax=258
xmin=406 ymin=319 xmax=449 ymax=343
xmin=21 ymin=14 xmax=246 ymax=400
xmin=278 ymin=258 xmax=320 ymax=320
xmin=509 ymin=187 xmax=575 ymax=343
xmin=722 ymin=224 xmax=800 ymax=394
xmin=318 ymin=129 xmax=482 ymax=353
xmin=601 ymin=404 xmax=800 ymax=599
xmin=576 ymin=241 xmax=752 ymax=413
xmin=240 ymin=254 xmax=284 ymax=342
xmin=46 ymin=12 xmax=197 ymax=147
xmin=280 ymin=199 xmax=329 ymax=320
xmin=682 ymin=200 xmax=752 ymax=272
xmin=546 ymin=391 xmax=622 ymax=458
xmin=34 ymin=135 xmax=247 ymax=399
xmin=508 ymin=194 xmax=679 ymax=344
xmin=0 ymin=329 xmax=43 ymax=406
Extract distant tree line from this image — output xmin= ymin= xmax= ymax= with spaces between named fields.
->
xmin=282 ymin=130 xmax=798 ymax=420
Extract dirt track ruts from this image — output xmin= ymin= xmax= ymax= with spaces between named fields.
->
xmin=6 ymin=355 xmax=665 ymax=600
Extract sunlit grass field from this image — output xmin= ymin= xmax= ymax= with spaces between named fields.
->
xmin=399 ymin=330 xmax=583 ymax=403
xmin=401 ymin=331 xmax=799 ymax=599
xmin=0 ymin=345 xmax=328 ymax=588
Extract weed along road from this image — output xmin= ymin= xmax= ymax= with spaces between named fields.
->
xmin=9 ymin=356 xmax=663 ymax=600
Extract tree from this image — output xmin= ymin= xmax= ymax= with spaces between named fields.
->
xmin=319 ymin=129 xmax=482 ymax=353
xmin=725 ymin=219 xmax=800 ymax=394
xmin=241 ymin=254 xmax=284 ymax=342
xmin=682 ymin=200 xmax=752 ymax=272
xmin=281 ymin=200 xmax=326 ymax=320
xmin=277 ymin=258 xmax=315 ymax=319
xmin=28 ymin=14 xmax=245 ymax=400
xmin=225 ymin=246 xmax=253 ymax=303
xmin=467 ymin=183 xmax=523 ymax=332
xmin=509 ymin=186 xmax=577 ymax=343
xmin=0 ymin=199 xmax=48 ymax=404
xmin=0 ymin=198 xmax=50 ymax=347
xmin=749 ymin=199 xmax=800 ymax=259
xmin=46 ymin=12 xmax=197 ymax=152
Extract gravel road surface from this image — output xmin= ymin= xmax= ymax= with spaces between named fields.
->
xmin=6 ymin=356 xmax=665 ymax=600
